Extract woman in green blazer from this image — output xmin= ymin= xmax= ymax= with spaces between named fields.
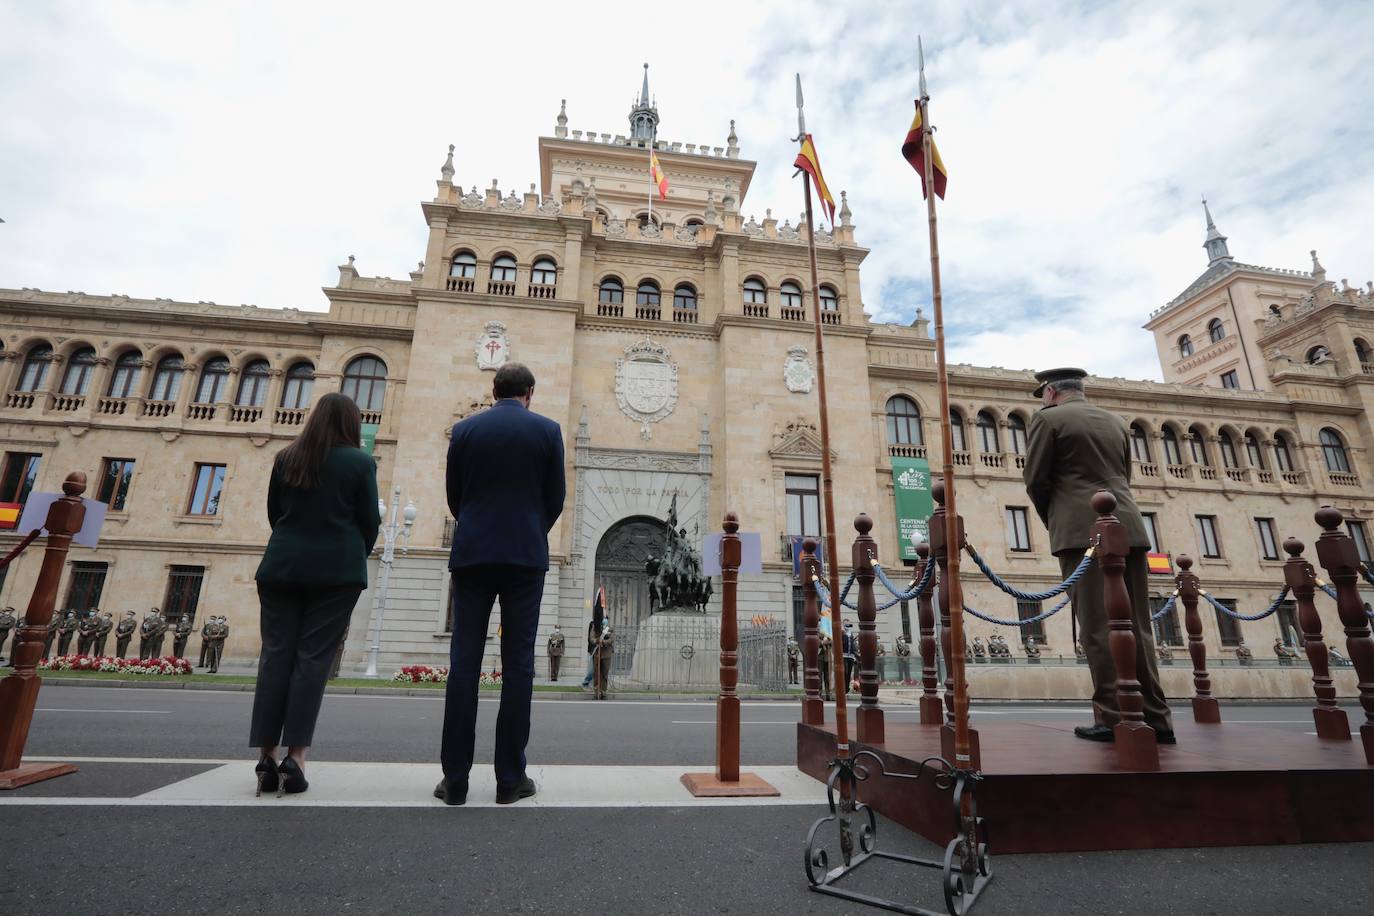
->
xmin=249 ymin=392 xmax=379 ymax=795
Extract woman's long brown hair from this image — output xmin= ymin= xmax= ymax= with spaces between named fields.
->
xmin=274 ymin=392 xmax=363 ymax=488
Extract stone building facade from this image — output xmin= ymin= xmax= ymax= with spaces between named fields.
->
xmin=2 ymin=76 xmax=1371 ymax=695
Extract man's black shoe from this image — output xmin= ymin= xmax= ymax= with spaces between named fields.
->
xmin=1155 ymin=729 xmax=1177 ymax=745
xmin=433 ymin=778 xmax=467 ymax=806
xmin=1073 ymin=724 xmax=1114 ymax=742
xmin=495 ymin=776 xmax=536 ymax=805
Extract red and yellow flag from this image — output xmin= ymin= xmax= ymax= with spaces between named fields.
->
xmin=900 ymin=101 xmax=947 ymax=200
xmin=1146 ymin=553 xmax=1173 ymax=575
xmin=793 ymin=134 xmax=836 ymax=226
xmin=650 ymin=150 xmax=669 ymax=200
xmin=0 ymin=502 xmax=20 ymax=530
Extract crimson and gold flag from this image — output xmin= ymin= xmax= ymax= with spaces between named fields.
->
xmin=901 ymin=101 xmax=947 ymax=200
xmin=793 ymin=134 xmax=836 ymax=225
xmin=650 ymin=150 xmax=669 ymax=200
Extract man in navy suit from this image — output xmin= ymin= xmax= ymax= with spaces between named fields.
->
xmin=436 ymin=363 xmax=566 ymax=805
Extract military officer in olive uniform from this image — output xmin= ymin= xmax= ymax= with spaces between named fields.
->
xmin=56 ymin=611 xmax=79 ymax=656
xmin=171 ymin=614 xmax=194 ymax=658
xmin=818 ymin=632 xmax=833 ymax=701
xmin=43 ymin=614 xmax=60 ymax=658
xmin=197 ymin=617 xmax=214 ymax=667
xmin=0 ymin=607 xmax=17 ymax=663
xmin=786 ymin=636 xmax=801 ymax=685
xmin=93 ymin=611 xmax=115 ymax=657
xmin=546 ymin=624 xmax=565 ymax=681
xmin=114 ymin=611 xmax=137 ymax=658
xmin=895 ymin=633 xmax=912 ymax=682
xmin=76 ymin=610 xmax=100 ymax=655
xmin=591 ymin=624 xmax=614 ymax=699
xmin=206 ymin=616 xmax=229 ymax=673
xmin=1022 ymin=367 xmax=1174 ymax=743
xmin=138 ymin=610 xmax=161 ymax=660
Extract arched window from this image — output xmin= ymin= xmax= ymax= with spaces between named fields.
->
xmin=235 ymin=359 xmax=271 ymax=407
xmin=1273 ymin=433 xmax=1295 ymax=472
xmin=1130 ymin=423 xmax=1151 ymax=462
xmin=819 ymin=284 xmax=839 ymax=311
xmin=1244 ymin=432 xmax=1266 ymax=469
xmin=531 ymin=258 xmax=557 ymax=286
xmin=1319 ymin=428 xmax=1351 ymax=473
xmin=342 ymin=356 xmax=388 ymax=412
xmin=780 ymin=281 xmax=803 ymax=309
xmin=1207 ymin=318 xmax=1225 ymax=343
xmin=885 ymin=396 xmax=922 ymax=446
xmin=1008 ymin=413 xmax=1028 ymax=455
xmin=490 ymin=254 xmax=517 ymax=283
xmin=1218 ymin=431 xmax=1240 ymax=469
xmin=108 ymin=350 xmax=143 ymax=398
xmin=449 ymin=251 xmax=476 ymax=278
xmin=637 ymin=212 xmax=661 ymax=229
xmin=976 ymin=411 xmax=1000 ymax=453
xmin=1356 ymin=339 xmax=1371 ymax=365
xmin=16 ymin=345 xmax=53 ymax=392
xmin=148 ymin=354 xmax=183 ymax=402
xmin=280 ymin=362 xmax=314 ymax=410
xmin=683 ymin=218 xmax=704 ymax=227
xmin=636 ymin=280 xmax=661 ymax=307
xmin=743 ymin=277 xmax=767 ymax=305
xmin=598 ymin=277 xmax=624 ymax=304
xmin=194 ymin=357 xmax=230 ymax=404
xmin=1307 ymin=345 xmax=1332 ymax=364
xmin=60 ymin=347 xmax=98 ymax=396
xmin=1161 ymin=426 xmax=1183 ymax=465
xmin=673 ymin=284 xmax=697 ymax=310
xmin=1178 ymin=335 xmax=1193 ymax=358
xmin=949 ymin=409 xmax=967 ymax=452
xmin=1188 ymin=425 xmax=1211 ymax=466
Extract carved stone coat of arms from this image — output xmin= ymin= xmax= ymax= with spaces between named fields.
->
xmin=474 ymin=321 xmax=510 ymax=370
xmin=783 ymin=345 xmax=815 ymax=394
xmin=615 ymin=338 xmax=678 ymax=440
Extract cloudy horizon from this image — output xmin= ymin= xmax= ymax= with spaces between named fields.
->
xmin=2 ymin=0 xmax=1370 ymax=381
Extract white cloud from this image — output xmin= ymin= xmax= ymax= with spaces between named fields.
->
xmin=1 ymin=0 xmax=1370 ymax=382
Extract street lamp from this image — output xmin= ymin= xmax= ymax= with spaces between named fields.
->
xmin=364 ymin=485 xmax=417 ymax=678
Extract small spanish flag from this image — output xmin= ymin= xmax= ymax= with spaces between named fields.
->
xmin=0 ymin=502 xmax=20 ymax=530
xmin=1147 ymin=553 xmax=1173 ymax=575
xmin=649 ymin=150 xmax=669 ymax=200
xmin=793 ymin=134 xmax=836 ymax=226
xmin=900 ymin=101 xmax=947 ymax=200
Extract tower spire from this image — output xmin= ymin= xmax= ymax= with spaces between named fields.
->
xmin=1201 ymin=195 xmax=1232 ymax=266
xmin=640 ymin=62 xmax=650 ymax=106
xmin=628 ymin=63 xmax=659 ymax=141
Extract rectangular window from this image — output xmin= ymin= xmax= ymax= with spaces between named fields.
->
xmin=1347 ymin=520 xmax=1372 ymax=564
xmin=96 ymin=458 xmax=136 ymax=511
xmin=1277 ymin=601 xmax=1299 ymax=647
xmin=1220 ymin=370 xmax=1240 ymax=389
xmin=1195 ymin=515 xmax=1221 ymax=558
xmin=0 ymin=452 xmax=42 ymax=507
xmin=1255 ymin=518 xmax=1279 ymax=560
xmin=1213 ymin=598 xmax=1242 ymax=647
xmin=187 ymin=464 xmax=226 ymax=516
xmin=1142 ymin=512 xmax=1161 ymax=553
xmin=1150 ymin=595 xmax=1183 ymax=646
xmin=1005 ymin=507 xmax=1032 ymax=552
xmin=162 ymin=566 xmax=204 ymax=624
xmin=785 ymin=474 xmax=821 ymax=537
xmin=1016 ymin=599 xmax=1046 ymax=642
xmin=65 ymin=561 xmax=108 ymax=613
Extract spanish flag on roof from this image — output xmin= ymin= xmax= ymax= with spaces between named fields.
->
xmin=900 ymin=101 xmax=947 ymax=200
xmin=650 ymin=150 xmax=669 ymax=200
xmin=0 ymin=502 xmax=20 ymax=530
xmin=1147 ymin=553 xmax=1173 ymax=575
xmin=793 ymin=134 xmax=836 ymax=226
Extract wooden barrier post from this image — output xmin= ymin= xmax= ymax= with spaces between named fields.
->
xmin=1090 ymin=490 xmax=1158 ymax=770
xmin=800 ymin=537 xmax=824 ymax=726
xmin=930 ymin=480 xmax=978 ymax=767
xmin=853 ymin=514 xmax=883 ymax=744
xmin=915 ymin=543 xmax=943 ymax=725
xmin=681 ymin=512 xmax=778 ymax=797
xmin=1175 ymin=556 xmax=1220 ymax=724
xmin=0 ymin=472 xmax=87 ymax=789
xmin=1313 ymin=507 xmax=1374 ymax=764
xmin=1283 ymin=536 xmax=1350 ymax=740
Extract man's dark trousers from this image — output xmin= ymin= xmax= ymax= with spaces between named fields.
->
xmin=441 ymin=564 xmax=545 ymax=790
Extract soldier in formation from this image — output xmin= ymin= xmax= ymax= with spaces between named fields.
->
xmin=1023 ymin=636 xmax=1043 ymax=660
xmin=0 ymin=606 xmax=17 ymax=663
xmin=76 ymin=610 xmax=100 ymax=655
xmin=204 ymin=616 xmax=230 ymax=673
xmin=43 ymin=614 xmax=60 ymax=658
xmin=56 ymin=611 xmax=78 ymax=656
xmin=591 ymin=624 xmax=614 ymax=700
xmin=546 ymin=624 xmax=565 ymax=681
xmin=895 ymin=634 xmax=912 ymax=682
xmin=818 ymin=633 xmax=833 ymax=701
xmin=786 ymin=636 xmax=800 ymax=685
xmin=114 ymin=611 xmax=137 ymax=658
xmin=93 ymin=611 xmax=114 ymax=657
xmin=1273 ymin=638 xmax=1300 ymax=663
xmin=138 ymin=610 xmax=166 ymax=660
xmin=198 ymin=617 xmax=215 ymax=667
xmin=171 ymin=614 xmax=194 ymax=658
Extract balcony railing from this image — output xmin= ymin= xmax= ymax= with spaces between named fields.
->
xmin=274 ymin=407 xmax=307 ymax=426
xmin=445 ymin=276 xmax=475 ymax=293
xmin=360 ymin=409 xmax=383 ymax=425
xmin=142 ymin=400 xmax=175 ymax=418
xmin=4 ymin=392 xmax=35 ymax=409
xmin=187 ymin=403 xmax=217 ymax=421
xmin=888 ymin=443 xmax=926 ymax=459
xmin=744 ymin=302 xmax=769 ymax=318
xmin=597 ymin=302 xmax=624 ymax=318
xmin=951 ymin=450 xmax=972 ymax=467
xmin=1329 ymin=471 xmax=1360 ymax=487
xmin=1255 ymin=469 xmax=1274 ymax=484
xmin=527 ymin=283 xmax=557 ymax=299
xmin=1280 ymin=470 xmax=1306 ymax=486
xmin=49 ymin=394 xmax=85 ymax=412
xmin=780 ymin=306 xmax=805 ymax=322
xmin=229 ymin=405 xmax=263 ymax=423
xmin=488 ymin=280 xmax=516 ymax=296
xmin=1363 ymin=363 xmax=1374 ymax=376
xmin=1197 ymin=466 xmax=1217 ymax=481
xmin=672 ymin=308 xmax=698 ymax=324
xmin=1013 ymin=453 xmax=1026 ymax=470
xmin=97 ymin=397 xmax=131 ymax=416
xmin=634 ymin=304 xmax=661 ymax=321
xmin=821 ymin=311 xmax=840 ymax=326
xmin=980 ymin=453 xmax=1005 ymax=469
xmin=1224 ymin=468 xmax=1246 ymax=482
xmin=1136 ymin=461 xmax=1158 ymax=478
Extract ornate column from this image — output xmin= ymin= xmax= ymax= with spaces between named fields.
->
xmin=1313 ymin=507 xmax=1374 ymax=763
xmin=1282 ymin=536 xmax=1350 ymax=739
xmin=852 ymin=514 xmax=883 ymax=744
xmin=1175 ymin=556 xmax=1220 ymax=723
xmin=914 ymin=543 xmax=942 ymax=725
xmin=800 ymin=537 xmax=823 ymax=726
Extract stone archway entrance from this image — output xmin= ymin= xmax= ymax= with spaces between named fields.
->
xmin=594 ymin=516 xmax=667 ymax=632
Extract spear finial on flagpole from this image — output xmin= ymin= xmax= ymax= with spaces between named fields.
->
xmin=795 ymin=73 xmax=806 ymax=140
xmin=918 ymin=35 xmax=928 ymax=101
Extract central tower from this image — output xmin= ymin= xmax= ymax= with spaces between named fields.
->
xmin=629 ymin=63 xmax=659 ymax=140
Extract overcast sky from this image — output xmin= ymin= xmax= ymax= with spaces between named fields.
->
xmin=2 ymin=0 xmax=1370 ymax=380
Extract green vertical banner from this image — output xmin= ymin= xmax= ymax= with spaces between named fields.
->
xmin=360 ymin=422 xmax=380 ymax=456
xmin=890 ymin=456 xmax=934 ymax=562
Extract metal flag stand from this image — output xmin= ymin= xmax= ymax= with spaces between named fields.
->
xmin=795 ymin=39 xmax=992 ymax=916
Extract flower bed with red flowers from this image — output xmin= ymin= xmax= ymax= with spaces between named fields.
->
xmin=39 ymin=654 xmax=194 ymax=676
xmin=390 ymin=665 xmax=503 ymax=685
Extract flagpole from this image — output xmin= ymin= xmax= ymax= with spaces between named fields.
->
xmin=918 ymin=42 xmax=971 ymax=768
xmin=648 ymin=133 xmax=654 ymax=224
xmin=794 ymin=75 xmax=850 ymax=762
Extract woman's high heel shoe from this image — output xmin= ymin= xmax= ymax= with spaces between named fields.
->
xmin=255 ymin=756 xmax=279 ymax=797
xmin=278 ymin=756 xmax=309 ymax=796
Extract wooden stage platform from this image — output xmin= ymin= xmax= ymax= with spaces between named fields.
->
xmin=798 ymin=719 xmax=1374 ymax=854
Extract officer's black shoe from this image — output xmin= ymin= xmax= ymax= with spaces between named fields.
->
xmin=1155 ymin=729 xmax=1177 ymax=745
xmin=495 ymin=776 xmax=537 ymax=805
xmin=433 ymin=777 xmax=467 ymax=806
xmin=1073 ymin=723 xmax=1114 ymax=742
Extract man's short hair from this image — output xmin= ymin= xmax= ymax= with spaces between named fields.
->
xmin=493 ymin=362 xmax=536 ymax=399
xmin=1051 ymin=377 xmax=1085 ymax=394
